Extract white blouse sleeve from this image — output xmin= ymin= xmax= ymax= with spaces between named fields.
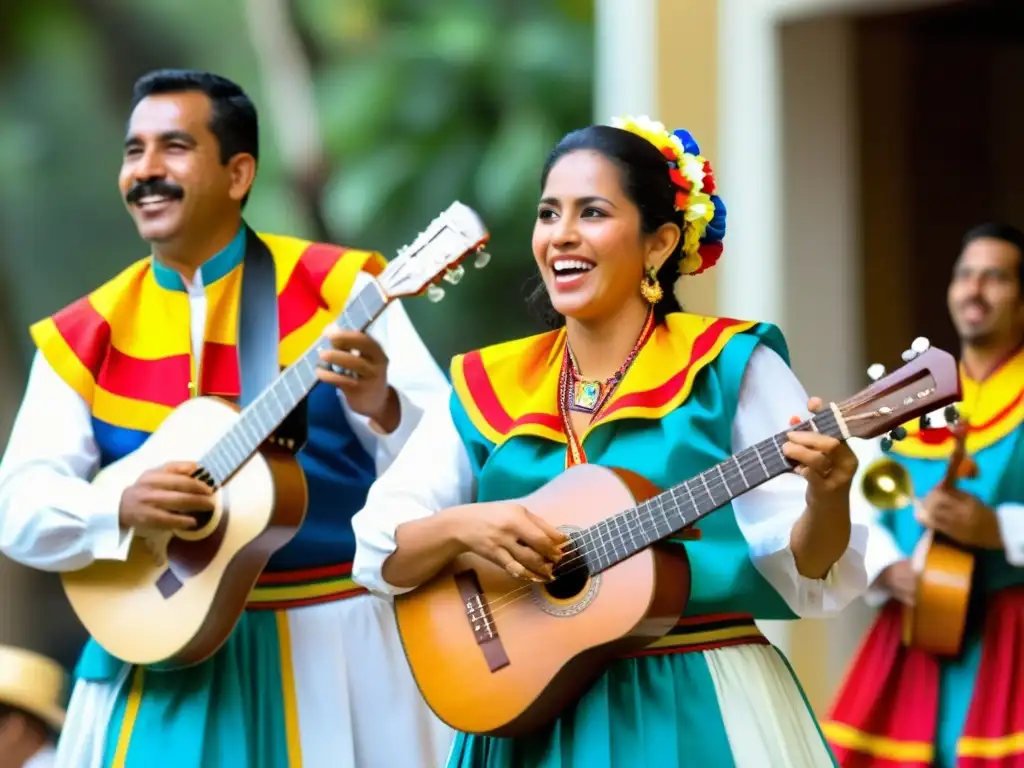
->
xmin=730 ymin=345 xmax=869 ymax=618
xmin=351 ymin=400 xmax=476 ymax=597
xmin=846 ymin=436 xmax=907 ymax=606
xmin=0 ymin=352 xmax=130 ymax=572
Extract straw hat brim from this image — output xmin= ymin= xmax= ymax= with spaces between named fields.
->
xmin=0 ymin=692 xmax=65 ymax=731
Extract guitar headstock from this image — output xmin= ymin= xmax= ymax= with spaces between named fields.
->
xmin=376 ymin=201 xmax=491 ymax=301
xmin=835 ymin=344 xmax=962 ymax=442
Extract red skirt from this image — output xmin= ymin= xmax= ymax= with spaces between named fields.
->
xmin=823 ymin=589 xmax=1024 ymax=767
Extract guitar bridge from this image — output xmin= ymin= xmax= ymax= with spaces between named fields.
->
xmin=454 ymin=570 xmax=510 ymax=673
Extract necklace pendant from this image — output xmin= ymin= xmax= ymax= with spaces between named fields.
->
xmin=570 ymin=380 xmax=602 ymax=413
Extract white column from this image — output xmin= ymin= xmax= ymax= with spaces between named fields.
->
xmin=594 ymin=0 xmax=657 ymax=121
xmin=717 ymin=1 xmax=785 ymax=326
xmin=717 ymin=0 xmax=792 ymax=659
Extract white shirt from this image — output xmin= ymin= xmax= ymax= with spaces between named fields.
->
xmin=0 ymin=270 xmax=451 ymax=573
xmin=352 ymin=345 xmax=871 ymax=619
xmin=24 ymin=744 xmax=55 ymax=768
xmin=847 ymin=433 xmax=1024 ymax=607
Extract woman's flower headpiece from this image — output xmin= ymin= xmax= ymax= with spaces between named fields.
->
xmin=611 ymin=115 xmax=726 ymax=276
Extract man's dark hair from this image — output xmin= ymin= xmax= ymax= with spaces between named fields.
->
xmin=129 ymin=68 xmax=259 ymax=167
xmin=962 ymin=221 xmax=1024 ymax=286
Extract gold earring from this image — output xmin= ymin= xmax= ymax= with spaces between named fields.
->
xmin=640 ymin=265 xmax=663 ymax=304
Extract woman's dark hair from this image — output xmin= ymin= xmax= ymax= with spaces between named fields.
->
xmin=527 ymin=125 xmax=687 ymax=328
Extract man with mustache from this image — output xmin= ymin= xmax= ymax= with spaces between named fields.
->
xmin=824 ymin=222 xmax=1024 ymax=767
xmin=0 ymin=69 xmax=454 ymax=767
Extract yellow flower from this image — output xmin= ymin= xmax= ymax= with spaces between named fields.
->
xmin=680 ymin=154 xmax=707 ymax=194
xmin=679 ymin=251 xmax=702 ymax=275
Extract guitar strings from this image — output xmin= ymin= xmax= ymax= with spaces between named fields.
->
xmin=473 ymin=396 xmax=934 ymax=620
xmin=474 ymin=446 xmax=777 ymax=619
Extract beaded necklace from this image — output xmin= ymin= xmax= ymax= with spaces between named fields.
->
xmin=557 ymin=309 xmax=655 ymax=466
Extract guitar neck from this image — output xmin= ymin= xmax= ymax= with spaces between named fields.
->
xmin=197 ymin=282 xmax=389 ymax=486
xmin=574 ymin=407 xmax=844 ymax=575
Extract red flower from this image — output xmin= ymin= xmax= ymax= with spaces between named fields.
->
xmin=668 ymin=168 xmax=692 ymax=193
xmin=661 ymin=147 xmax=678 ymax=162
xmin=701 ymin=160 xmax=716 ymax=195
xmin=690 ymin=242 xmax=724 ymax=275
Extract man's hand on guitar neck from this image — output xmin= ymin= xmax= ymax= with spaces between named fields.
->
xmin=317 ymin=327 xmax=400 ymax=434
xmin=916 ymin=487 xmax=1004 ymax=550
xmin=119 ymin=462 xmax=215 ymax=534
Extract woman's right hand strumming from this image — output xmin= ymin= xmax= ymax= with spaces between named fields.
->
xmin=449 ymin=503 xmax=568 ymax=582
xmin=383 ymin=502 xmax=568 ymax=590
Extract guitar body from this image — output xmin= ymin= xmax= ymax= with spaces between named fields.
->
xmin=61 ymin=396 xmax=308 ymax=668
xmin=393 ymin=463 xmax=692 ymax=738
xmin=901 ymin=422 xmax=977 ymax=657
xmin=902 ymin=530 xmax=975 ymax=657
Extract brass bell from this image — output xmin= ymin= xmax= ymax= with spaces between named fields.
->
xmin=861 ymin=458 xmax=914 ymax=510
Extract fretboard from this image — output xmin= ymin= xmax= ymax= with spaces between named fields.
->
xmin=570 ymin=407 xmax=843 ymax=575
xmin=196 ymin=282 xmax=388 ymax=486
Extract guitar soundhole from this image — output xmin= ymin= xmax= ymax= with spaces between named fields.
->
xmin=545 ymin=567 xmax=589 ymax=601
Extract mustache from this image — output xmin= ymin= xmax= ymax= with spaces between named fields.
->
xmin=125 ymin=179 xmax=184 ymax=205
xmin=959 ymin=298 xmax=991 ymax=314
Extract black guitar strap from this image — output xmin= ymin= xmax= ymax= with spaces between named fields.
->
xmin=237 ymin=225 xmax=308 ymax=452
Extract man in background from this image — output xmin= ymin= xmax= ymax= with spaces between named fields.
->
xmin=824 ymin=222 xmax=1024 ymax=767
xmin=0 ymin=69 xmax=453 ymax=767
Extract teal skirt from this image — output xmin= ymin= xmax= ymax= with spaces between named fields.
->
xmin=448 ymin=645 xmax=836 ymax=768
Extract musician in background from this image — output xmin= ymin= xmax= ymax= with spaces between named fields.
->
xmin=0 ymin=645 xmax=66 ymax=768
xmin=824 ymin=222 xmax=1024 ymax=768
xmin=351 ymin=116 xmax=867 ymax=767
xmin=0 ymin=69 xmax=453 ymax=767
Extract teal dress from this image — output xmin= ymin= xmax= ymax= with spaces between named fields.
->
xmin=440 ymin=313 xmax=841 ymax=767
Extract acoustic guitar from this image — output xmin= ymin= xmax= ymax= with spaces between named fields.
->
xmin=61 ymin=202 xmax=490 ymax=669
xmin=860 ymin=337 xmax=977 ymax=657
xmin=394 ymin=346 xmax=961 ymax=738
xmin=902 ymin=419 xmax=977 ymax=657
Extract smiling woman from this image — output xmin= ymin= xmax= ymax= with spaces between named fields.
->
xmin=351 ymin=116 xmax=868 ymax=767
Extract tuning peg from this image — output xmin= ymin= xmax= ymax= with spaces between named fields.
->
xmin=911 ymin=337 xmax=931 ymax=353
xmin=426 ymin=285 xmax=446 ymax=303
xmin=443 ymin=265 xmax=465 ymax=285
xmin=919 ymin=414 xmax=931 ymax=430
xmin=473 ymin=250 xmax=491 ymax=269
xmin=890 ymin=426 xmax=908 ymax=441
xmin=880 ymin=436 xmax=893 ymax=453
xmin=901 ymin=348 xmax=918 ymax=362
xmin=867 ymin=363 xmax=886 ymax=381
